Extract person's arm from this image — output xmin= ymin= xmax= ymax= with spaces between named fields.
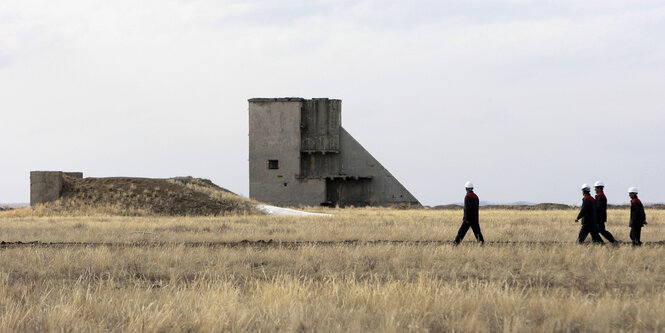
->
xmin=576 ymin=199 xmax=586 ymax=222
xmin=640 ymin=203 xmax=647 ymax=225
xmin=598 ymin=196 xmax=607 ymax=221
xmin=463 ymin=195 xmax=470 ymax=223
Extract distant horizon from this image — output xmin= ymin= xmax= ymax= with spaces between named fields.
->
xmin=5 ymin=199 xmax=665 ymax=209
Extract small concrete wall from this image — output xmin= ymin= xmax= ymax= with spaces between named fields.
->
xmin=30 ymin=171 xmax=82 ymax=206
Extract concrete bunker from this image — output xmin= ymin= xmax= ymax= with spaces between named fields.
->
xmin=249 ymin=97 xmax=420 ymax=207
xmin=30 ymin=171 xmax=83 ymax=205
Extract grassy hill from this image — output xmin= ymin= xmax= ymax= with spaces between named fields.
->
xmin=2 ymin=175 xmax=259 ymax=217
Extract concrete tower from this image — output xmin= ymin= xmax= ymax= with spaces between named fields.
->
xmin=249 ymin=97 xmax=420 ymax=207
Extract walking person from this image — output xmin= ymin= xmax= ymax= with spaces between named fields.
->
xmin=453 ymin=181 xmax=484 ymax=245
xmin=594 ymin=181 xmax=616 ymax=243
xmin=575 ymin=184 xmax=604 ymax=244
xmin=628 ymin=187 xmax=647 ymax=246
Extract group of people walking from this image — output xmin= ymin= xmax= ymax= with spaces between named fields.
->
xmin=452 ymin=181 xmax=648 ymax=246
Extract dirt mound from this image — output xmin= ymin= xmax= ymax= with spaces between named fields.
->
xmin=484 ymin=203 xmax=573 ymax=210
xmin=390 ymin=202 xmax=424 ymax=210
xmin=168 ymin=176 xmax=233 ymax=193
xmin=432 ymin=203 xmax=573 ymax=210
xmin=431 ymin=204 xmax=463 ymax=210
xmin=27 ymin=175 xmax=259 ymax=216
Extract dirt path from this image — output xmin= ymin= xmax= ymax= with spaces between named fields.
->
xmin=1 ymin=240 xmax=663 ymax=248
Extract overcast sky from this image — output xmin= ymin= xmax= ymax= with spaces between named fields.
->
xmin=1 ymin=0 xmax=664 ymax=206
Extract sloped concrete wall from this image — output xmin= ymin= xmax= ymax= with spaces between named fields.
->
xmin=339 ymin=128 xmax=419 ymax=206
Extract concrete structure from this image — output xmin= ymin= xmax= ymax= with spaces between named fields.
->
xmin=30 ymin=171 xmax=82 ymax=205
xmin=249 ymin=98 xmax=420 ymax=207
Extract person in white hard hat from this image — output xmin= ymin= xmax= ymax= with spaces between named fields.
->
xmin=594 ymin=181 xmax=616 ymax=243
xmin=574 ymin=184 xmax=604 ymax=244
xmin=628 ymin=187 xmax=647 ymax=246
xmin=453 ymin=181 xmax=485 ymax=245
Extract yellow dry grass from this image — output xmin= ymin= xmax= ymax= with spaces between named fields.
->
xmin=1 ymin=208 xmax=664 ymax=332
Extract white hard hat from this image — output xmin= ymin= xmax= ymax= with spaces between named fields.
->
xmin=628 ymin=187 xmax=638 ymax=194
xmin=581 ymin=184 xmax=591 ymax=190
xmin=464 ymin=181 xmax=474 ymax=189
xmin=594 ymin=181 xmax=604 ymax=187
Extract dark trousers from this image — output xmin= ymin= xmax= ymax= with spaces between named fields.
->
xmin=630 ymin=226 xmax=642 ymax=246
xmin=454 ymin=221 xmax=484 ymax=244
xmin=577 ymin=224 xmax=604 ymax=243
xmin=598 ymin=222 xmax=616 ymax=243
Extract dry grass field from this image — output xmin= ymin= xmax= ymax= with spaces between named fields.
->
xmin=1 ymin=207 xmax=665 ymax=332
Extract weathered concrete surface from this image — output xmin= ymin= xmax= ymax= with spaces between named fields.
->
xmin=249 ymin=99 xmax=327 ymax=206
xmin=248 ymin=97 xmax=420 ymax=207
xmin=30 ymin=171 xmax=64 ymax=206
xmin=30 ymin=171 xmax=82 ymax=206
xmin=339 ymin=128 xmax=419 ymax=206
xmin=300 ymin=99 xmax=341 ymax=152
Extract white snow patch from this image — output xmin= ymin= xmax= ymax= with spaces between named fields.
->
xmin=256 ymin=204 xmax=332 ymax=217
xmin=0 ymin=203 xmax=29 ymax=209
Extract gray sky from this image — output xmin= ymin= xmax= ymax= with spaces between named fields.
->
xmin=2 ymin=0 xmax=664 ymax=206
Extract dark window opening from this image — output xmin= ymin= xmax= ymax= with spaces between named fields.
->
xmin=283 ymin=183 xmax=288 ymax=187
xmin=268 ymin=160 xmax=279 ymax=169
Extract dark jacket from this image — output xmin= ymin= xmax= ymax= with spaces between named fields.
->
xmin=595 ymin=192 xmax=608 ymax=223
xmin=463 ymin=191 xmax=479 ymax=224
xmin=630 ymin=198 xmax=646 ymax=227
xmin=576 ymin=194 xmax=597 ymax=225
